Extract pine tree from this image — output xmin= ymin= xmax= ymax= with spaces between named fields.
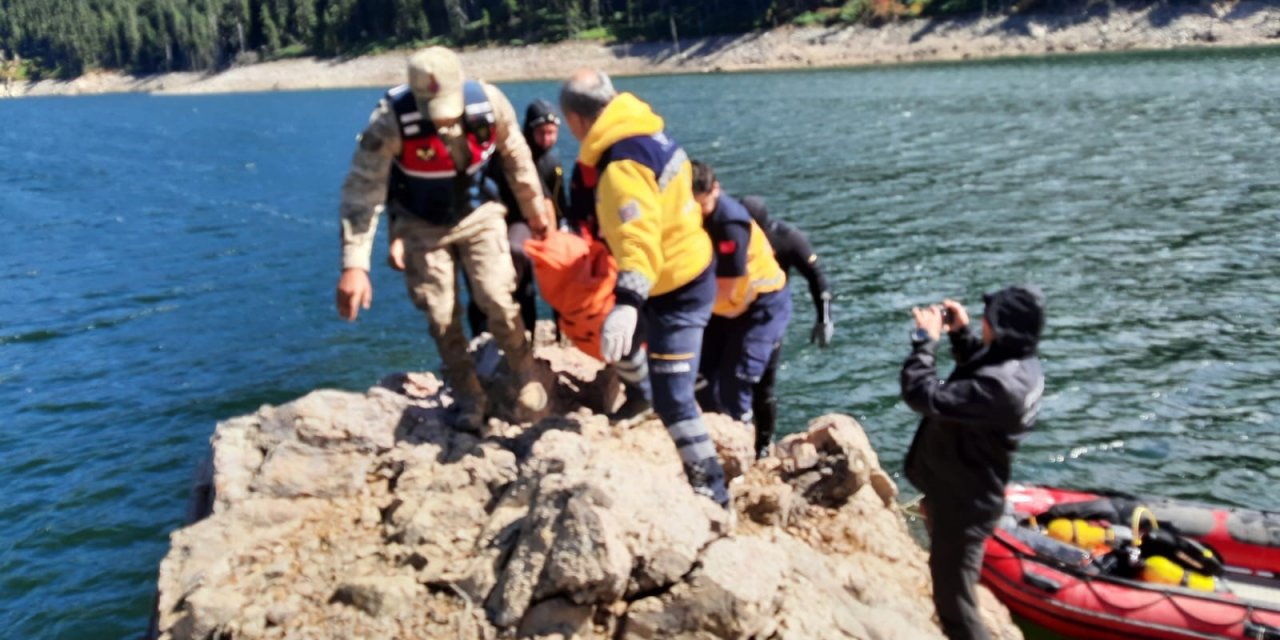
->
xmin=260 ymin=3 xmax=281 ymax=52
xmin=293 ymin=0 xmax=317 ymax=47
xmin=443 ymin=0 xmax=467 ymax=40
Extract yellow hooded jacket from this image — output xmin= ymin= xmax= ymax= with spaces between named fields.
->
xmin=576 ymin=93 xmax=711 ymax=302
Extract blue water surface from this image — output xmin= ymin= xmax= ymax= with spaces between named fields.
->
xmin=1 ymin=47 xmax=1278 ymax=637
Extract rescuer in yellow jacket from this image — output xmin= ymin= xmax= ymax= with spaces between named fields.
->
xmin=572 ymin=98 xmax=711 ymax=297
xmin=690 ymin=161 xmax=792 ymax=459
xmin=559 ymin=68 xmax=728 ymax=507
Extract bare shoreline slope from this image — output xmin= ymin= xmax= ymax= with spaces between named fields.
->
xmin=6 ymin=2 xmax=1279 ymax=99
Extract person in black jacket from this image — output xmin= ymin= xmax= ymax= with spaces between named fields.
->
xmin=900 ymin=286 xmax=1046 ymax=640
xmin=468 ymin=99 xmax=569 ymax=336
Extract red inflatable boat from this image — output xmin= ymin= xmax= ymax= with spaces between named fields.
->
xmin=982 ymin=484 xmax=1280 ymax=639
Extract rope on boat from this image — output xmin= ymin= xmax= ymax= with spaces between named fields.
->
xmin=901 ymin=494 xmax=924 ymax=520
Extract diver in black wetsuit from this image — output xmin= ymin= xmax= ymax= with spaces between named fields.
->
xmin=740 ymin=196 xmax=833 ymax=345
xmin=740 ymin=196 xmax=834 ymax=456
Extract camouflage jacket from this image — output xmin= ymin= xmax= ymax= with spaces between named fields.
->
xmin=338 ymin=81 xmax=545 ymax=272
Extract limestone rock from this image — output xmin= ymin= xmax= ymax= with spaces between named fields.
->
xmin=777 ymin=413 xmax=899 ymax=508
xmin=770 ymin=535 xmax=893 ymax=640
xmin=282 ymin=388 xmax=408 ymax=451
xmin=517 ymin=597 xmax=595 ymax=639
xmin=149 ymin=324 xmax=1021 ymax=640
xmin=172 ymin=584 xmax=244 ymax=639
xmin=702 ymin=412 xmax=755 ymax=481
xmin=331 ymin=574 xmax=420 ymax=618
xmin=208 ymin=415 xmax=263 ymax=510
xmin=251 ymin=441 xmax=370 ymax=499
xmin=622 ymin=537 xmax=786 ymax=639
xmin=738 ymin=479 xmax=804 ymax=527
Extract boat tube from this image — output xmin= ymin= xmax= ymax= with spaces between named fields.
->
xmin=982 ymin=484 xmax=1280 ymax=639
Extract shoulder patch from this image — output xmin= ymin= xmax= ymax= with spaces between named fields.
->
xmin=719 ymin=239 xmax=738 ymax=255
xmin=618 ymin=200 xmax=640 ymax=224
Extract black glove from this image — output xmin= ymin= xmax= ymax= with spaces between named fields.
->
xmin=811 ymin=320 xmax=834 ymax=348
xmin=810 ymin=291 xmax=834 ymax=348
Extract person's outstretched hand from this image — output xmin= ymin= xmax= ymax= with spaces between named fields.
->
xmin=336 ymin=269 xmax=372 ymax=321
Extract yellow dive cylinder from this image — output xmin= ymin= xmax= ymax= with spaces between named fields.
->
xmin=1045 ymin=518 xmax=1115 ymax=551
xmin=1141 ymin=556 xmax=1215 ymax=592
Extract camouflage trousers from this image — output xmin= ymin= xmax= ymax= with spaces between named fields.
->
xmin=395 ymin=202 xmax=532 ymax=396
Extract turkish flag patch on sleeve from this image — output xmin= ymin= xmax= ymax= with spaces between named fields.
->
xmin=718 ymin=239 xmax=737 ymax=254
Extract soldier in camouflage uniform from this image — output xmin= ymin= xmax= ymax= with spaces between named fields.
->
xmin=335 ymin=47 xmax=552 ymax=430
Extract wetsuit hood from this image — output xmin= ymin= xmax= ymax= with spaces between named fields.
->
xmin=523 ymin=99 xmax=560 ymax=155
xmin=741 ymin=196 xmax=772 ymax=229
xmin=982 ymin=285 xmax=1046 ymax=359
xmin=576 ymin=93 xmax=665 ymax=167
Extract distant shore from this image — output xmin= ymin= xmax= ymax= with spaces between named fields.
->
xmin=4 ymin=1 xmax=1278 ymax=98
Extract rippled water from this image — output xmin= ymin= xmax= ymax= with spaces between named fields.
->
xmin=2 ymin=47 xmax=1278 ymax=637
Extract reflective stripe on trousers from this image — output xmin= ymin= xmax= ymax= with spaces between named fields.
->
xmin=643 ymin=266 xmax=728 ymax=506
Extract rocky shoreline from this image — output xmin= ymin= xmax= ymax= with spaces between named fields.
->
xmin=148 ymin=330 xmax=1023 ymax=639
xmin=6 ymin=2 xmax=1279 ymax=99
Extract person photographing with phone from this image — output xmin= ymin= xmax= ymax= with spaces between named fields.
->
xmin=900 ymin=286 xmax=1046 ymax=640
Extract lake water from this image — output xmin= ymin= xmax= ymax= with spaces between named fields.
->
xmin=2 ymin=47 xmax=1278 ymax=637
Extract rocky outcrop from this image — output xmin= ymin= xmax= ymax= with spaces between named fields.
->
xmin=151 ymin=334 xmax=1021 ymax=639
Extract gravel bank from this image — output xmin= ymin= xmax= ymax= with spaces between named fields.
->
xmin=4 ymin=1 xmax=1277 ymax=98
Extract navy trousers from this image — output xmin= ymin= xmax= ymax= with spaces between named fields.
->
xmin=925 ymin=497 xmax=1001 ymax=640
xmin=698 ymin=288 xmax=792 ymax=422
xmin=638 ymin=266 xmax=729 ymax=506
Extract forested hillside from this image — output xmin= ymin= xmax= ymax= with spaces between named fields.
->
xmin=0 ymin=0 xmax=1205 ymax=79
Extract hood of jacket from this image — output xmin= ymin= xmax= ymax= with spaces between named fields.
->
xmin=576 ymin=93 xmax=665 ymax=167
xmin=982 ymin=285 xmax=1046 ymax=360
xmin=523 ymin=99 xmax=560 ymax=155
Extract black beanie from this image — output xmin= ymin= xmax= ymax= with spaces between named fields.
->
xmin=524 ymin=99 xmax=560 ymax=131
xmin=983 ymin=285 xmax=1046 ymax=356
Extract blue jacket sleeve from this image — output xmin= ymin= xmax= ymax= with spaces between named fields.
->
xmin=713 ymin=220 xmax=751 ymax=278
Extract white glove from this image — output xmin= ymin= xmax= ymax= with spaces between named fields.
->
xmin=600 ymin=304 xmax=639 ymax=363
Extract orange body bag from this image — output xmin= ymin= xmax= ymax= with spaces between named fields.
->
xmin=524 ymin=230 xmax=617 ymax=361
